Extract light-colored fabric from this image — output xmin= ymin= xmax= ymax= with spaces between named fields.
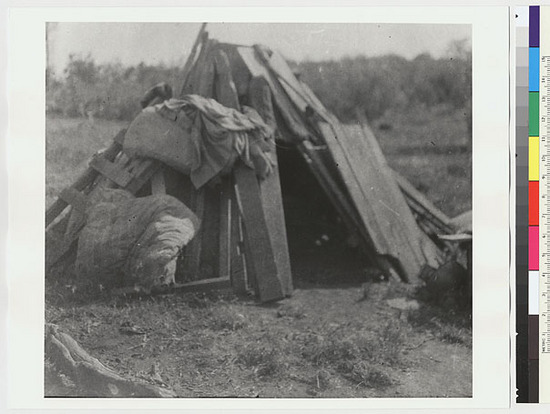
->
xmin=75 ymin=188 xmax=199 ymax=291
xmin=163 ymin=95 xmax=271 ymax=136
xmin=162 ymin=95 xmax=275 ymax=187
xmin=124 ymin=94 xmax=275 ymax=189
xmin=127 ymin=216 xmax=196 ymax=288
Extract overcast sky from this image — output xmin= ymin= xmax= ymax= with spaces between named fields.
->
xmin=47 ymin=22 xmax=470 ymax=76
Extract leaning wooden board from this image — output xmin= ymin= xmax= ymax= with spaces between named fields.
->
xmin=233 ymin=163 xmax=284 ymax=302
xmin=345 ymin=123 xmax=443 ymax=278
xmin=213 ymin=46 xmax=289 ymax=301
xmin=332 ymin=123 xmax=426 ymax=282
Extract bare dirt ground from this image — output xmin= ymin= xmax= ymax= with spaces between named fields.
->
xmin=45 ymin=110 xmax=472 ymax=398
xmin=45 ymin=243 xmax=471 ymax=398
xmin=45 ymin=288 xmax=471 ymax=398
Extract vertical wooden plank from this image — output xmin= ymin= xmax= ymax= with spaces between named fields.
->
xmin=230 ymin=182 xmax=248 ymax=295
xmin=180 ymin=39 xmax=214 ymax=97
xmin=214 ymin=50 xmax=240 ymax=110
xmin=218 ymin=177 xmax=231 ymax=280
xmin=181 ymin=189 xmax=205 ymax=282
xmin=179 ymin=23 xmax=208 ymax=95
xmin=197 ymin=184 xmax=221 ymax=280
xmin=212 ymin=47 xmax=251 ymax=290
xmin=257 ymin=145 xmax=292 ymax=296
xmin=248 ymin=75 xmax=292 ymax=296
xmin=214 ymin=49 xmax=287 ymax=301
xmin=234 ymin=162 xmax=284 ymax=302
xmin=165 ymin=170 xmax=197 ymax=284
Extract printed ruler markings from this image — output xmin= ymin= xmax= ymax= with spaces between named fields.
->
xmin=540 ymin=5 xmax=550 ymax=404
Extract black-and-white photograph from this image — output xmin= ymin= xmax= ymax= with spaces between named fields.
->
xmin=44 ymin=22 xmax=472 ymax=398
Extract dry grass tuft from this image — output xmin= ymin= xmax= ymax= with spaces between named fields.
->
xmin=235 ymin=344 xmax=282 ymax=379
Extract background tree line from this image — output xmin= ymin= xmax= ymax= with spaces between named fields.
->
xmin=46 ymin=39 xmax=471 ymax=124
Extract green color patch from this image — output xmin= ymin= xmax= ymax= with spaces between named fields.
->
xmin=529 ymin=92 xmax=539 ymax=136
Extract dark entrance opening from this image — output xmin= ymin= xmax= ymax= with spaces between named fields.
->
xmin=275 ymin=142 xmax=368 ymax=288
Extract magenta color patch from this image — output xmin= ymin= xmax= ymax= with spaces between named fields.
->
xmin=529 ymin=226 xmax=539 ymax=270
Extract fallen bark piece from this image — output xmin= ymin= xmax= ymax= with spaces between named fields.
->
xmin=45 ymin=324 xmax=176 ymax=398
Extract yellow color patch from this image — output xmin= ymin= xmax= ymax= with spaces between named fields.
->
xmin=529 ymin=136 xmax=539 ymax=181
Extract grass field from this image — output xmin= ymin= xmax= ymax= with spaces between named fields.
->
xmin=45 ymin=107 xmax=472 ymax=398
xmin=46 ymin=117 xmax=125 ymax=206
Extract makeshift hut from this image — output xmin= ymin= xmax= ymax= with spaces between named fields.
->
xmin=46 ymin=26 xmax=455 ymax=303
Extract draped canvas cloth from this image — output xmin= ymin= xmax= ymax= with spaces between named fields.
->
xmin=124 ymin=94 xmax=275 ymax=189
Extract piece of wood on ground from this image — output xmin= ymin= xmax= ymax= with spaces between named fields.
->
xmin=45 ymin=323 xmax=175 ymax=398
xmin=175 ymin=277 xmax=232 ymax=293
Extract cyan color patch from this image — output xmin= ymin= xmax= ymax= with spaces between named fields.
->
xmin=529 ymin=47 xmax=540 ymax=91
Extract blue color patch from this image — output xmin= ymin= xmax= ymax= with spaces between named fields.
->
xmin=529 ymin=47 xmax=540 ymax=91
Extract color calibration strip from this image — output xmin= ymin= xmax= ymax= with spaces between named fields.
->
xmin=539 ymin=6 xmax=550 ymax=405
xmin=516 ymin=6 xmax=531 ymax=403
xmin=529 ymin=5 xmax=540 ymax=404
xmin=518 ymin=5 xmax=550 ymax=403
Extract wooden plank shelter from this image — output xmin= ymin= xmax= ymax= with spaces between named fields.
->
xmin=234 ymin=43 xmax=442 ymax=283
xmin=46 ymin=27 xmax=448 ymax=303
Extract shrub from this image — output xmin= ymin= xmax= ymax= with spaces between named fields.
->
xmin=47 ymin=39 xmax=471 ymax=124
